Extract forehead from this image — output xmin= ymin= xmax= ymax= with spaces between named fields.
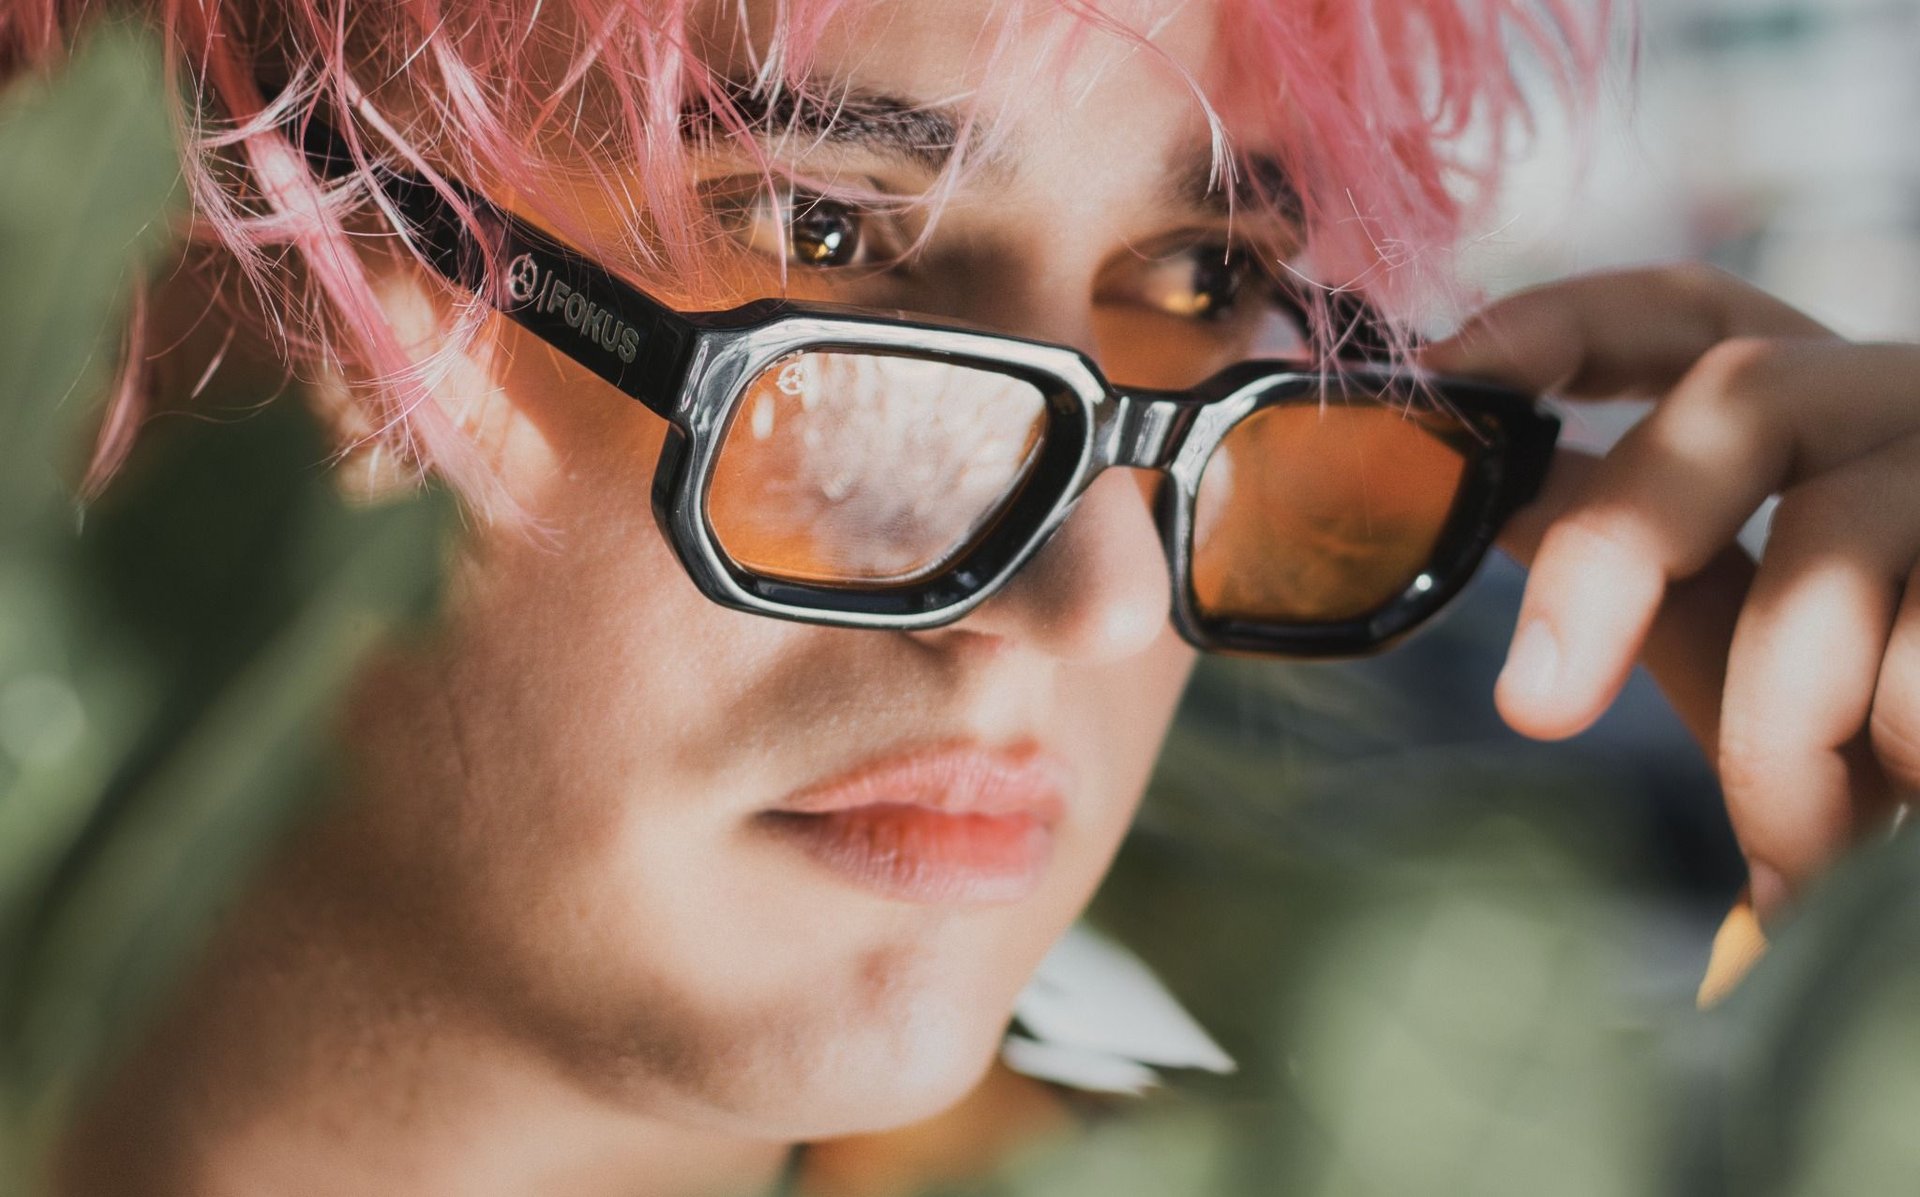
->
xmin=690 ymin=0 xmax=1230 ymax=185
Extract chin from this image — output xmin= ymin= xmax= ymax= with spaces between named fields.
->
xmin=712 ymin=990 xmax=1016 ymax=1142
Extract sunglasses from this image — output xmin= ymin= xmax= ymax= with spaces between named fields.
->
xmin=296 ymin=115 xmax=1559 ymax=657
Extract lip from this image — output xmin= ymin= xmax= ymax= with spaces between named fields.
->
xmin=757 ymin=742 xmax=1070 ymax=905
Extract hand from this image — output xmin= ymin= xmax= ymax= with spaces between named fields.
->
xmin=1419 ymin=264 xmax=1920 ymax=928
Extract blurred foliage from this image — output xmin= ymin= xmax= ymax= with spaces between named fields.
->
xmin=0 ymin=25 xmax=449 ymax=1191
xmin=941 ymin=660 xmax=1920 ymax=1197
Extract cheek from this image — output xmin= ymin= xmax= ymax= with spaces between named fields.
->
xmin=1063 ymin=631 xmax=1196 ymax=850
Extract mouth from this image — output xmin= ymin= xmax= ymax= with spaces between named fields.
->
xmin=756 ymin=742 xmax=1070 ymax=905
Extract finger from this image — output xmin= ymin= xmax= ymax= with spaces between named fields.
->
xmin=1496 ymin=343 xmax=1920 ymax=741
xmin=1497 ymin=450 xmax=1752 ymax=753
xmin=1718 ymin=444 xmax=1920 ymax=917
xmin=1419 ymin=263 xmax=1833 ymax=398
xmin=1871 ymin=559 xmax=1920 ymax=795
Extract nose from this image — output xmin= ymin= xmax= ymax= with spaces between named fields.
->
xmin=907 ymin=280 xmax=1174 ymax=664
xmin=921 ymin=467 xmax=1174 ymax=662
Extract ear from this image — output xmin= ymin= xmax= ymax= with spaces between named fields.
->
xmin=307 ymin=263 xmax=549 ymax=514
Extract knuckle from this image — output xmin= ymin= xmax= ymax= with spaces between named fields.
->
xmin=1655 ymin=336 xmax=1792 ymax=468
xmin=1716 ymin=718 xmax=1795 ymax=804
xmin=1689 ymin=335 xmax=1788 ymax=400
xmin=1542 ymin=507 xmax=1663 ymax=567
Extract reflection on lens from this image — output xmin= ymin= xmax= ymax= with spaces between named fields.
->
xmin=1191 ymin=399 xmax=1472 ymax=623
xmin=709 ymin=351 xmax=1049 ymax=586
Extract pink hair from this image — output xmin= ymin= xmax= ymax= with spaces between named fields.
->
xmin=1 ymin=0 xmax=1615 ymax=519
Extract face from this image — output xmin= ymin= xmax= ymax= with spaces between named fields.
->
xmin=323 ymin=0 xmax=1304 ymax=1140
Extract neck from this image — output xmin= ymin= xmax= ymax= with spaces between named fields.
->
xmin=53 ymin=839 xmax=790 ymax=1197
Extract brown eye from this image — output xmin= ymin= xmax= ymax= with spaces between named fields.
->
xmin=1185 ymin=248 xmax=1248 ymax=319
xmin=789 ymin=195 xmax=862 ymax=267
xmin=705 ymin=178 xmax=879 ymax=271
xmin=1133 ymin=244 xmax=1258 ymax=322
xmin=1094 ymin=236 xmax=1312 ymax=384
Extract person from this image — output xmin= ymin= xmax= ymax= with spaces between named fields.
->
xmin=7 ymin=0 xmax=1919 ymax=1194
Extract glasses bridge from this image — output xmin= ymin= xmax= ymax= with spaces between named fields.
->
xmin=1104 ymin=391 xmax=1209 ymax=471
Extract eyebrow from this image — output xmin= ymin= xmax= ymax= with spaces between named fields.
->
xmin=685 ymin=80 xmax=1301 ymax=226
xmin=685 ymin=82 xmax=979 ymax=175
xmin=1176 ymin=149 xmax=1305 ymax=225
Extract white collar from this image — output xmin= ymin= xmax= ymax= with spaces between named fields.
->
xmin=1003 ymin=922 xmax=1236 ymax=1096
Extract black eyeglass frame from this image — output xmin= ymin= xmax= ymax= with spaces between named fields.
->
xmin=295 ymin=116 xmax=1560 ymax=658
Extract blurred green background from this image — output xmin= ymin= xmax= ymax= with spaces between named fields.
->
xmin=0 ymin=25 xmax=449 ymax=1190
xmin=6 ymin=13 xmax=1920 ymax=1197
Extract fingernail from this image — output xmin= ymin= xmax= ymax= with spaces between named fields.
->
xmin=1499 ymin=619 xmax=1561 ymax=704
xmin=1697 ymin=886 xmax=1769 ymax=1009
xmin=1747 ymin=861 xmax=1792 ymax=927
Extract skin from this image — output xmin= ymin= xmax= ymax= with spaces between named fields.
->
xmin=55 ymin=0 xmax=1920 ymax=1194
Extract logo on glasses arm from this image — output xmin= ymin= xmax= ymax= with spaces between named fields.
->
xmin=503 ymin=252 xmax=641 ymax=365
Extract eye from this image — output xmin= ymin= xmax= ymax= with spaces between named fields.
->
xmin=1099 ymin=238 xmax=1311 ymax=344
xmin=1134 ymin=244 xmax=1258 ymax=322
xmin=706 ymin=178 xmax=890 ymax=271
xmin=1094 ymin=236 xmax=1314 ymax=380
xmin=787 ymin=194 xmax=863 ymax=267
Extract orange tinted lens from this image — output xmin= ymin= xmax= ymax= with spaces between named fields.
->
xmin=708 ymin=351 xmax=1049 ymax=586
xmin=1191 ymin=399 xmax=1472 ymax=623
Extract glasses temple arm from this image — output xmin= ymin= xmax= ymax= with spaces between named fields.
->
xmin=289 ymin=112 xmax=694 ymax=419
